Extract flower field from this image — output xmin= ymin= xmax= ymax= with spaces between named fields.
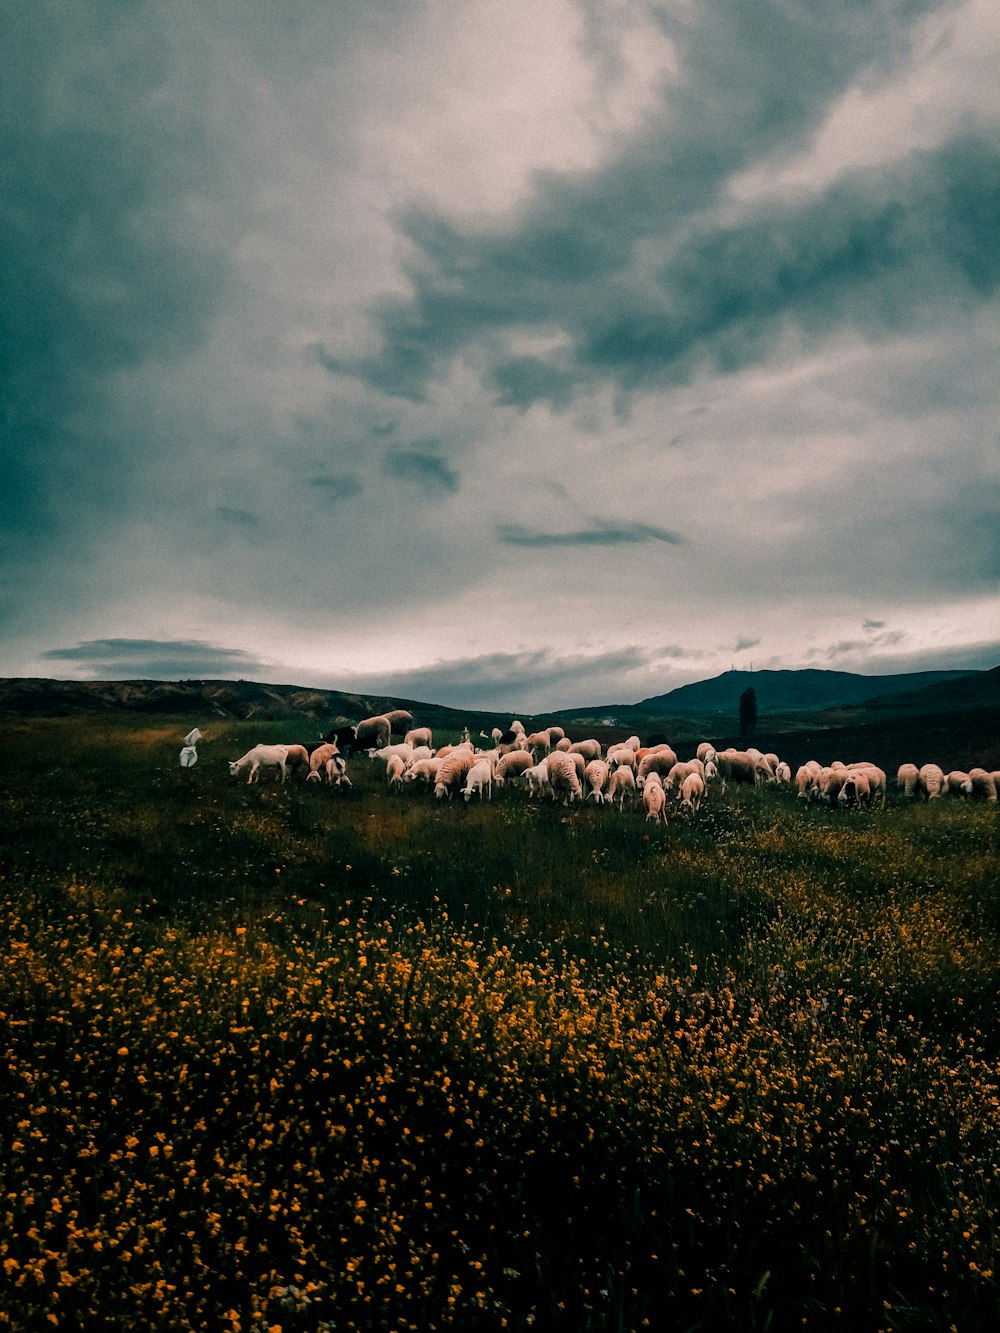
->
xmin=1 ymin=716 xmax=999 ymax=1330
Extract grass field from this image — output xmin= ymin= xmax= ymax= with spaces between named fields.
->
xmin=1 ymin=716 xmax=998 ymax=1331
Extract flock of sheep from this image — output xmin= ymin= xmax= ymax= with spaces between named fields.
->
xmin=226 ymin=709 xmax=999 ymax=820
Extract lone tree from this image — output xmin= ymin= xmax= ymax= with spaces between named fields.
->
xmin=739 ymin=686 xmax=757 ymax=740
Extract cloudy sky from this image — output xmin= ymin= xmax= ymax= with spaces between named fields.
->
xmin=3 ymin=0 xmax=998 ymax=712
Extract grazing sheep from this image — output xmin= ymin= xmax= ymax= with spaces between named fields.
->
xmin=462 ymin=759 xmax=494 ymax=802
xmin=404 ymin=757 xmax=442 ymax=787
xmin=896 ymin=763 xmax=920 ymax=797
xmin=545 ymin=726 xmax=566 ymax=744
xmin=918 ymin=763 xmax=945 ymax=800
xmin=228 ymin=744 xmax=291 ymax=785
xmin=795 ymin=761 xmax=823 ymax=801
xmin=636 ymin=747 xmax=678 ymax=784
xmin=584 ymin=759 xmax=610 ymax=804
xmin=715 ymin=749 xmax=760 ymax=790
xmin=385 ymin=754 xmax=407 ymax=790
xmin=607 ymin=765 xmax=636 ymax=807
xmin=282 ymin=744 xmax=311 ymax=779
xmin=838 ymin=770 xmax=871 ymax=808
xmin=967 ymin=768 xmax=998 ymax=802
xmin=373 ymin=743 xmax=416 ymax=765
xmin=495 ymin=750 xmax=534 ymax=787
xmin=943 ymin=770 xmax=973 ymax=798
xmin=606 ymin=744 xmax=638 ymax=770
xmin=664 ymin=758 xmax=705 ymax=795
xmin=404 ymin=727 xmax=433 ymax=749
xmin=695 ymin=742 xmax=717 ymax=766
xmin=679 ymin=772 xmax=705 ymax=815
xmin=384 ymin=709 xmax=414 ymax=735
xmin=307 ymin=742 xmax=341 ymax=782
xmin=546 ymin=752 xmax=583 ymax=805
xmin=568 ymin=738 xmax=602 ymax=762
xmin=523 ymin=762 xmax=552 ymax=799
xmin=524 ymin=731 xmax=552 ymax=760
xmin=355 ymin=715 xmax=392 ymax=751
xmin=773 ymin=761 xmax=792 ymax=785
xmin=555 ymin=737 xmax=573 ymax=752
xmin=433 ymin=750 xmax=477 ymax=800
xmin=643 ymin=780 xmax=667 ymax=823
xmin=324 ymin=754 xmax=350 ymax=787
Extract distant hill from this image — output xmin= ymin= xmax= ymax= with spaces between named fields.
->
xmin=556 ymin=667 xmax=984 ymax=721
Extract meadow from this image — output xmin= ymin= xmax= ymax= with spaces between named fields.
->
xmin=1 ymin=715 xmax=998 ymax=1331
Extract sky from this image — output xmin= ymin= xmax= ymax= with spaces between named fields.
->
xmin=2 ymin=0 xmax=998 ymax=714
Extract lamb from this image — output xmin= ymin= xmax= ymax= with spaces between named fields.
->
xmin=546 ymin=751 xmax=583 ymax=805
xmin=918 ymin=763 xmax=945 ymax=800
xmin=228 ymin=744 xmax=291 ymax=785
xmin=967 ymin=768 xmax=998 ymax=802
xmin=606 ymin=765 xmax=636 ymax=807
xmin=433 ymin=750 xmax=477 ymax=800
xmin=522 ymin=761 xmax=552 ymax=799
xmin=355 ymin=715 xmax=392 ymax=751
xmin=324 ymin=754 xmax=350 ymax=787
xmin=462 ymin=759 xmax=493 ymax=802
xmin=584 ymin=759 xmax=610 ymax=804
xmin=404 ymin=727 xmax=433 ymax=749
xmin=678 ymin=772 xmax=705 ymax=815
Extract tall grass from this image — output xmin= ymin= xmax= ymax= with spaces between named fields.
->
xmin=1 ymin=717 xmax=998 ymax=1330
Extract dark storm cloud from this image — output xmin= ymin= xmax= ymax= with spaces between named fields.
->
xmin=308 ymin=475 xmax=365 ymax=503
xmin=0 ymin=2 xmax=232 ymax=556
xmin=383 ymin=450 xmax=460 ymax=494
xmin=496 ymin=521 xmax=685 ymax=547
xmin=41 ymin=638 xmax=273 ymax=679
xmin=324 ymin=0 xmax=954 ymax=405
xmin=215 ymin=507 xmax=259 ymax=528
xmin=349 ymin=644 xmax=665 ymax=712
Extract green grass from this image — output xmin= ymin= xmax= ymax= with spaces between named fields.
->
xmin=1 ymin=716 xmax=998 ymax=1331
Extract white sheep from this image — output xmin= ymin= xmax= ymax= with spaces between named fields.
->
xmin=967 ymin=768 xmax=998 ymax=802
xmin=282 ymin=744 xmax=311 ymax=780
xmin=584 ymin=759 xmax=610 ymax=804
xmin=943 ymin=770 xmax=973 ymax=798
xmin=523 ymin=761 xmax=552 ymax=799
xmin=545 ymin=726 xmax=566 ymax=744
xmin=695 ymin=742 xmax=717 ymax=766
xmin=385 ymin=754 xmax=407 ymax=790
xmin=462 ymin=759 xmax=494 ymax=802
xmin=678 ymin=772 xmax=705 ymax=815
xmin=355 ymin=715 xmax=392 ymax=751
xmin=307 ymin=742 xmax=341 ymax=782
xmin=606 ymin=744 xmax=638 ymax=771
xmin=643 ymin=780 xmax=667 ymax=823
xmin=546 ymin=752 xmax=583 ymax=805
xmin=568 ymin=738 xmax=602 ymax=762
xmin=383 ymin=709 xmax=414 ymax=735
xmin=404 ymin=757 xmax=442 ymax=786
xmin=606 ymin=765 xmax=636 ymax=807
xmin=404 ymin=727 xmax=433 ymax=749
xmin=795 ymin=761 xmax=823 ymax=801
xmin=918 ymin=763 xmax=945 ymax=799
xmin=228 ymin=744 xmax=290 ymax=785
xmin=636 ymin=747 xmax=678 ymax=785
xmin=896 ymin=763 xmax=920 ymax=797
xmin=495 ymin=750 xmax=534 ymax=787
xmin=663 ymin=758 xmax=705 ymax=796
xmin=433 ymin=750 xmax=477 ymax=800
xmin=524 ymin=731 xmax=552 ymax=760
